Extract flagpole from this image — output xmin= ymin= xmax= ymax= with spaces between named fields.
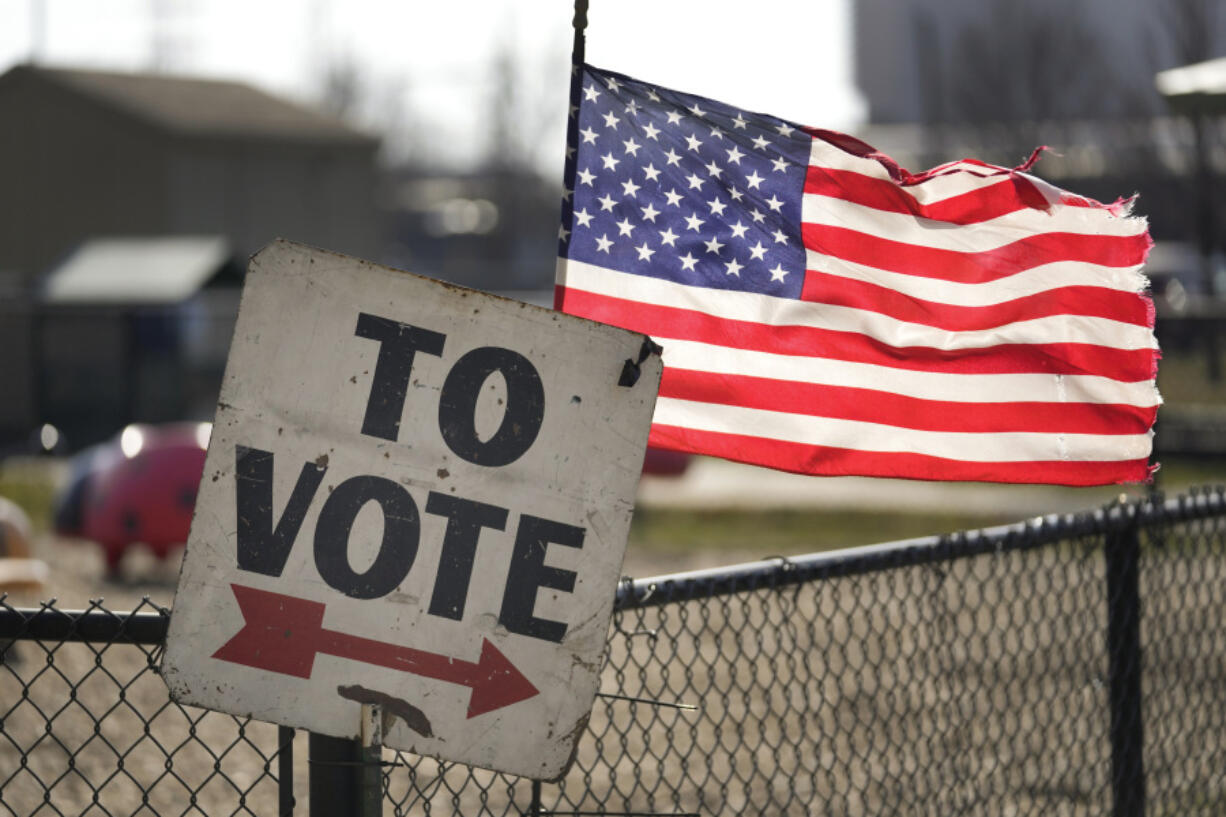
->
xmin=556 ymin=0 xmax=588 ymax=309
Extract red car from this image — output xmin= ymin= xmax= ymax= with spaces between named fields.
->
xmin=54 ymin=422 xmax=210 ymax=572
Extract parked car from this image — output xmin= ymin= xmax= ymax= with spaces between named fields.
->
xmin=53 ymin=422 xmax=210 ymax=572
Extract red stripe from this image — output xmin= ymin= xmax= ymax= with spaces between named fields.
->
xmin=557 ymin=287 xmax=1157 ymax=382
xmin=805 ymin=166 xmax=1051 ymax=224
xmin=660 ymin=368 xmax=1157 ymax=435
xmin=648 ymin=425 xmax=1154 ymax=486
xmin=802 ymin=225 xmax=1150 ymax=284
xmin=799 ymin=271 xmax=1152 ymax=330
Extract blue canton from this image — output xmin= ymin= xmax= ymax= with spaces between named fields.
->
xmin=559 ymin=65 xmax=812 ymax=300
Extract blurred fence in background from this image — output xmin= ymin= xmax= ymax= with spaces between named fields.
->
xmin=1 ymin=487 xmax=1224 ymax=816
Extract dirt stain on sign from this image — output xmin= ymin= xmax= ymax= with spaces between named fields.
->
xmin=337 ymin=684 xmax=434 ymax=739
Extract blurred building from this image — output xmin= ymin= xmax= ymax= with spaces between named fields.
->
xmin=852 ymin=0 xmax=1226 ymax=251
xmin=0 ymin=64 xmax=381 ymax=450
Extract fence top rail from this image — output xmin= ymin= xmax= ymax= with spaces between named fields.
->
xmin=613 ymin=486 xmax=1226 ymax=609
xmin=2 ymin=487 xmax=1222 ymax=635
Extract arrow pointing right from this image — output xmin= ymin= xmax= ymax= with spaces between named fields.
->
xmin=212 ymin=584 xmax=540 ymax=718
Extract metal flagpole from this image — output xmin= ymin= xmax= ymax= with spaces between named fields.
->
xmin=555 ymin=0 xmax=589 ymax=309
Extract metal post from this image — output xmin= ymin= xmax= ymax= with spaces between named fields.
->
xmin=308 ymin=733 xmax=362 ymax=817
xmin=530 ymin=779 xmax=543 ymax=817
xmin=278 ymin=726 xmax=295 ymax=817
xmin=1105 ymin=518 xmax=1145 ymax=817
xmin=360 ymin=704 xmax=384 ymax=817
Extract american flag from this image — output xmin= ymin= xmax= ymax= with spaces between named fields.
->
xmin=555 ymin=64 xmax=1159 ymax=485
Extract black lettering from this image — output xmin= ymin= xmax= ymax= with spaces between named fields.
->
xmin=235 ymin=445 xmax=325 ymax=577
xmin=499 ymin=515 xmax=585 ymax=643
xmin=314 ymin=476 xmax=420 ymax=599
xmin=424 ymin=492 xmax=509 ymax=620
xmin=438 ymin=346 xmax=545 ymax=466
xmin=355 ymin=312 xmax=446 ymax=441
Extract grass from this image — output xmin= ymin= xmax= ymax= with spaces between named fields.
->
xmin=628 ymin=506 xmax=1018 ymax=555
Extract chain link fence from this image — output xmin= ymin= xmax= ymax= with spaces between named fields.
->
xmin=2 ymin=488 xmax=1223 ymax=816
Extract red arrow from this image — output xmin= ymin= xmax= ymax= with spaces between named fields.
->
xmin=211 ymin=584 xmax=540 ymax=718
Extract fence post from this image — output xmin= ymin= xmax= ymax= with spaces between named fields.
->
xmin=278 ymin=726 xmax=295 ymax=817
xmin=308 ymin=733 xmax=362 ymax=817
xmin=1105 ymin=515 xmax=1145 ymax=817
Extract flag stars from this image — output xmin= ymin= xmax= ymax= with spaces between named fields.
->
xmin=623 ymin=138 xmax=641 ymax=156
xmin=616 ymin=217 xmax=636 ymax=237
xmin=731 ymin=113 xmax=748 ymax=129
xmin=601 ymin=152 xmax=620 ymax=170
xmin=725 ymin=258 xmax=744 ymax=277
xmin=577 ymin=167 xmax=596 ymax=186
xmin=704 ymin=236 xmax=725 ymax=255
xmin=659 ymin=227 xmax=679 ymax=246
xmin=574 ymin=208 xmax=594 ymax=228
xmin=776 ymin=122 xmax=795 ymax=137
xmin=643 ymin=121 xmax=661 ymax=140
xmin=646 ymin=89 xmax=661 ymax=102
xmin=771 ymin=156 xmax=789 ymax=173
xmin=751 ymin=134 xmax=770 ymax=150
xmin=665 ymin=110 xmax=683 ymax=126
xmin=769 ymin=263 xmax=788 ymax=282
xmin=771 ymin=228 xmax=788 ymax=244
xmin=635 ymin=242 xmax=655 ymax=261
xmin=664 ymin=148 xmax=683 ymax=167
xmin=727 ymin=187 xmax=744 ymax=202
xmin=580 ymin=127 xmax=598 ymax=144
xmin=688 ymin=102 xmax=707 ymax=118
xmin=765 ymin=195 xmax=784 ymax=212
xmin=749 ymin=209 xmax=766 ymax=224
xmin=679 ymin=252 xmax=699 ymax=271
xmin=729 ymin=221 xmax=749 ymax=239
xmin=745 ymin=170 xmax=764 ymax=190
xmin=595 ymin=234 xmax=613 ymax=253
xmin=558 ymin=225 xmax=569 ymax=243
xmin=583 ymin=85 xmax=601 ymax=103
xmin=705 ymin=161 xmax=724 ymax=179
xmin=664 ymin=189 xmax=684 ymax=207
xmin=597 ymin=194 xmax=617 ymax=212
xmin=625 ymin=99 xmax=639 ymax=116
xmin=707 ymin=197 xmax=727 ymax=216
xmin=684 ymin=213 xmax=705 ymax=231
xmin=621 ymin=178 xmax=641 ymax=197
xmin=642 ymin=163 xmax=661 ymax=182
xmin=685 ymin=133 xmax=703 ymax=152
xmin=606 ymin=76 xmax=621 ymax=92
xmin=641 ymin=202 xmax=661 ymax=222
xmin=726 ymin=145 xmax=745 ymax=164
xmin=686 ymin=172 xmax=705 ymax=190
xmin=602 ymin=110 xmax=620 ymax=129
xmin=748 ymin=241 xmax=768 ymax=261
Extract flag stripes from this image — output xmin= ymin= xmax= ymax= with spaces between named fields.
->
xmin=556 ymin=63 xmax=1159 ymax=484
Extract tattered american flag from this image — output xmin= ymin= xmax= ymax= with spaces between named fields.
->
xmin=555 ymin=64 xmax=1159 ymax=485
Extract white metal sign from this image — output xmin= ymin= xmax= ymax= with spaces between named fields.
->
xmin=162 ymin=239 xmax=661 ymax=780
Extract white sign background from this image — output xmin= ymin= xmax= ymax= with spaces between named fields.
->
xmin=162 ymin=240 xmax=661 ymax=780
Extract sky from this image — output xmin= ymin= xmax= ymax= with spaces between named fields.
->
xmin=0 ymin=0 xmax=864 ymax=172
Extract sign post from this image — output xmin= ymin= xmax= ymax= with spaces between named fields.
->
xmin=162 ymin=239 xmax=661 ymax=781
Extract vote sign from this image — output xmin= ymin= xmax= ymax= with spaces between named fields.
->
xmin=162 ymin=240 xmax=662 ymax=780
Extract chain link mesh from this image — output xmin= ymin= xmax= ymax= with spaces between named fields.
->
xmin=1 ymin=489 xmax=1223 ymax=816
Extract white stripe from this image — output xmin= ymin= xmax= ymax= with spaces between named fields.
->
xmin=805 ymin=250 xmax=1148 ymax=307
xmin=801 ymin=192 xmax=1147 ymax=253
xmin=654 ymin=397 xmax=1153 ymax=463
xmin=560 ymin=259 xmax=1157 ymax=351
xmin=658 ymin=338 xmax=1160 ymax=407
xmin=808 ymin=141 xmax=1049 ymax=204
